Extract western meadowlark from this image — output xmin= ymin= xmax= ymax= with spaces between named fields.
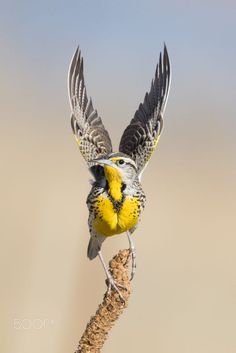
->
xmin=68 ymin=45 xmax=171 ymax=298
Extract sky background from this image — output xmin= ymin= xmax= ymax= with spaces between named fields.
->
xmin=1 ymin=1 xmax=236 ymax=353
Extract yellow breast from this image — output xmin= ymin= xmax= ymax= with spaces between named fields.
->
xmin=93 ymin=195 xmax=140 ymax=237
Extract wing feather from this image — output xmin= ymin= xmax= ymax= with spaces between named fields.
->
xmin=119 ymin=44 xmax=171 ymax=177
xmin=68 ymin=47 xmax=112 ymax=165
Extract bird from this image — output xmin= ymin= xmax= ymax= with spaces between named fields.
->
xmin=68 ymin=45 xmax=171 ymax=299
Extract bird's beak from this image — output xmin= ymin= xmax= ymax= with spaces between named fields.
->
xmin=90 ymin=158 xmax=115 ymax=168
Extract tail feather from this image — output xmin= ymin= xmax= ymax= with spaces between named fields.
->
xmin=87 ymin=236 xmax=105 ymax=260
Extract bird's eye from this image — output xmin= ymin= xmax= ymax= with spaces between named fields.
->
xmin=117 ymin=159 xmax=125 ymax=166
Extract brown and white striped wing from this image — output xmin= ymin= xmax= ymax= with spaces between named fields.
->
xmin=68 ymin=48 xmax=112 ymax=166
xmin=119 ymin=45 xmax=171 ymax=178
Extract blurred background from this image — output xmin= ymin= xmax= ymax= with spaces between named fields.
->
xmin=1 ymin=1 xmax=236 ymax=352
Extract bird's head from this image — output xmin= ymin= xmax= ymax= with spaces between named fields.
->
xmin=91 ymin=153 xmax=137 ymax=187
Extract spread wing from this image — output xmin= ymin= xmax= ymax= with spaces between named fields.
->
xmin=68 ymin=47 xmax=112 ymax=166
xmin=119 ymin=44 xmax=171 ymax=178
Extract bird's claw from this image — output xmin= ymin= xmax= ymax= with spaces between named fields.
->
xmin=105 ymin=275 xmax=127 ymax=303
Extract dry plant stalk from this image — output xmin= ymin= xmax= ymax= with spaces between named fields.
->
xmin=75 ymin=249 xmax=131 ymax=353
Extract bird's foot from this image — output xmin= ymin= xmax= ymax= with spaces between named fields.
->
xmin=105 ymin=274 xmax=127 ymax=303
xmin=127 ymin=231 xmax=136 ymax=281
xmin=129 ymin=247 xmax=136 ymax=281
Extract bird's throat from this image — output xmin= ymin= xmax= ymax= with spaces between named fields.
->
xmin=104 ymin=166 xmax=122 ymax=201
